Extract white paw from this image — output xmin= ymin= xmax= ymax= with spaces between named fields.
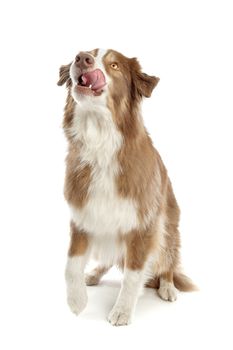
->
xmin=158 ymin=280 xmax=177 ymax=302
xmin=108 ymin=306 xmax=132 ymax=326
xmin=85 ymin=273 xmax=100 ymax=286
xmin=67 ymin=286 xmax=88 ymax=315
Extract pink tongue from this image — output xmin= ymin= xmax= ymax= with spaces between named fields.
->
xmin=81 ymin=69 xmax=106 ymax=91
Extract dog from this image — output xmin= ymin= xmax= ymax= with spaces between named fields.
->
xmin=58 ymin=49 xmax=196 ymax=326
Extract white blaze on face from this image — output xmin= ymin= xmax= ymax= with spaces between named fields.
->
xmin=94 ymin=49 xmax=110 ymax=82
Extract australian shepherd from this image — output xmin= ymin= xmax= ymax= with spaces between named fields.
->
xmin=58 ymin=49 xmax=196 ymax=326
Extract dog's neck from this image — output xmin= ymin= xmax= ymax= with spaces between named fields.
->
xmin=69 ymin=102 xmax=123 ymax=168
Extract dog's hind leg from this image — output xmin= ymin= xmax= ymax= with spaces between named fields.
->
xmin=85 ymin=265 xmax=111 ymax=286
xmin=157 ymin=270 xmax=178 ymax=302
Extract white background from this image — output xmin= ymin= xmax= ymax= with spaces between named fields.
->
xmin=0 ymin=0 xmax=232 ymax=349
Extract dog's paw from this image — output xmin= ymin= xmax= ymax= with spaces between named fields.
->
xmin=85 ymin=273 xmax=100 ymax=286
xmin=67 ymin=287 xmax=88 ymax=315
xmin=108 ymin=306 xmax=132 ymax=326
xmin=158 ymin=280 xmax=177 ymax=302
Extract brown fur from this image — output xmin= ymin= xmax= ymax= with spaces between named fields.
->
xmin=145 ymin=277 xmax=160 ymax=289
xmin=102 ymin=50 xmax=194 ymax=290
xmin=104 ymin=50 xmax=159 ymax=139
xmin=87 ymin=48 xmax=99 ymax=57
xmin=124 ymin=228 xmax=155 ymax=270
xmin=103 ymin=51 xmax=164 ymax=213
xmin=57 ymin=63 xmax=72 ymax=87
xmin=118 ymin=140 xmax=167 ymax=224
xmin=68 ymin=221 xmax=89 ymax=256
xmin=62 ymin=91 xmax=76 ymax=138
xmin=64 ymin=145 xmax=91 ymax=209
xmin=103 ymin=50 xmax=166 ymax=228
xmin=173 ymin=272 xmax=198 ymax=291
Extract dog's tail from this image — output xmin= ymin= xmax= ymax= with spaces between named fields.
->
xmin=173 ymin=272 xmax=198 ymax=292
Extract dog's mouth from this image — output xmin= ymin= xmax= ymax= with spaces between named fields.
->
xmin=75 ymin=69 xmax=106 ymax=96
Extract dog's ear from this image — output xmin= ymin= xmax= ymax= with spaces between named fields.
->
xmin=57 ymin=63 xmax=72 ymax=87
xmin=131 ymin=58 xmax=159 ymax=98
xmin=134 ymin=71 xmax=159 ymax=98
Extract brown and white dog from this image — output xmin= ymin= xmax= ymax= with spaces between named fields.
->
xmin=58 ymin=49 xmax=196 ymax=326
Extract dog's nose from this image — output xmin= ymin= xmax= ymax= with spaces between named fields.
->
xmin=75 ymin=52 xmax=94 ymax=69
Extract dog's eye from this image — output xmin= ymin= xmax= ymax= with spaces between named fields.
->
xmin=110 ymin=63 xmax=119 ymax=70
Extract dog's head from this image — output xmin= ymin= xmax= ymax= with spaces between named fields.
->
xmin=58 ymin=49 xmax=159 ymax=105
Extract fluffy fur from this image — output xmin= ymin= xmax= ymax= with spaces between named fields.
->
xmin=58 ymin=48 xmax=196 ymax=326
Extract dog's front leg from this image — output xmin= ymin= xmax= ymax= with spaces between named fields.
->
xmin=65 ymin=221 xmax=91 ymax=315
xmin=108 ymin=230 xmax=153 ymax=326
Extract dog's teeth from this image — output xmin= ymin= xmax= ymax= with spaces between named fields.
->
xmin=89 ymin=84 xmax=92 ymax=88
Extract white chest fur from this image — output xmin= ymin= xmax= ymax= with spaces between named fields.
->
xmin=69 ymin=103 xmax=139 ymax=237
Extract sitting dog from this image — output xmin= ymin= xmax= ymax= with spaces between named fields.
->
xmin=58 ymin=49 xmax=196 ymax=326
